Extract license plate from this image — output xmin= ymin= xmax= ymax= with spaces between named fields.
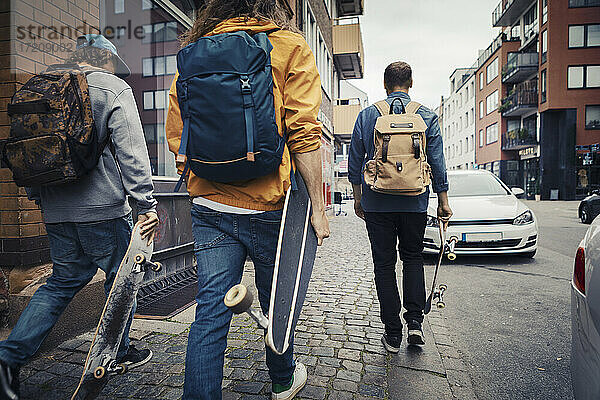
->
xmin=462 ymin=232 xmax=503 ymax=242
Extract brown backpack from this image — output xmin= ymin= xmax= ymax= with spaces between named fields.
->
xmin=363 ymin=99 xmax=431 ymax=196
xmin=2 ymin=64 xmax=103 ymax=187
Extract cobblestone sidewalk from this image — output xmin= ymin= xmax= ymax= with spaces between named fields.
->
xmin=17 ymin=204 xmax=476 ymax=399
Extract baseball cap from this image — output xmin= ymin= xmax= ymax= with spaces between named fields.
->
xmin=76 ymin=34 xmax=131 ymax=78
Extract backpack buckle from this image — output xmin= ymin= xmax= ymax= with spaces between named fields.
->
xmin=412 ymin=134 xmax=421 ymax=159
xmin=240 ymin=77 xmax=251 ymax=94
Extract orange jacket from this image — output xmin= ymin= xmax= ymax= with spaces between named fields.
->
xmin=166 ymin=18 xmax=322 ymax=211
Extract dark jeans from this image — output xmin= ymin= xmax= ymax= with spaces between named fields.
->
xmin=364 ymin=212 xmax=427 ymax=337
xmin=0 ymin=214 xmax=134 ymax=367
xmin=184 ymin=204 xmax=295 ymax=400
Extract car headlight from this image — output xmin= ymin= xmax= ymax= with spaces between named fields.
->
xmin=513 ymin=210 xmax=534 ymax=225
xmin=426 ymin=215 xmax=439 ymax=227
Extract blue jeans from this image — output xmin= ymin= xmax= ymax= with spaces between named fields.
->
xmin=0 ymin=214 xmax=134 ymax=367
xmin=184 ymin=204 xmax=295 ymax=400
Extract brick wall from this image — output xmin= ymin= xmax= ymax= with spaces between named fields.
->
xmin=0 ymin=0 xmax=100 ymax=269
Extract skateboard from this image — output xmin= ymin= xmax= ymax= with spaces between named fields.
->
xmin=224 ymin=173 xmax=318 ymax=355
xmin=72 ymin=222 xmax=162 ymax=400
xmin=424 ymin=221 xmax=458 ymax=314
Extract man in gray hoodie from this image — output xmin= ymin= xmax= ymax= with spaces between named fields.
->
xmin=0 ymin=35 xmax=158 ymax=399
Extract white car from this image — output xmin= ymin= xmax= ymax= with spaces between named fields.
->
xmin=423 ymin=170 xmax=538 ymax=258
xmin=571 ymin=218 xmax=600 ymax=400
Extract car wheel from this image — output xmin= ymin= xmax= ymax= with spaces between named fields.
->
xmin=522 ymin=250 xmax=536 ymax=259
xmin=580 ymin=205 xmax=593 ymax=224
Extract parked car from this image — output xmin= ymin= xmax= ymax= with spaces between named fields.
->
xmin=424 ymin=170 xmax=538 ymax=258
xmin=578 ymin=191 xmax=600 ymax=224
xmin=571 ymin=216 xmax=600 ymax=400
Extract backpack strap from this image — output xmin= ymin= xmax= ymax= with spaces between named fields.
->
xmin=405 ymin=101 xmax=422 ymax=115
xmin=373 ymin=100 xmax=389 ymax=116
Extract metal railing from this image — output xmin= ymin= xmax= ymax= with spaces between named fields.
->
xmin=502 ymin=128 xmax=537 ymax=150
xmin=502 ymin=53 xmax=538 ymax=81
xmin=500 ymin=83 xmax=538 ymax=115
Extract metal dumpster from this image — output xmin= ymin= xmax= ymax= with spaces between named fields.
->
xmin=132 ymin=177 xmax=197 ymax=319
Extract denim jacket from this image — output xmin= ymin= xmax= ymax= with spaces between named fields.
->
xmin=347 ymin=91 xmax=448 ymax=213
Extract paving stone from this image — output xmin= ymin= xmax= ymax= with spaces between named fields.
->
xmin=231 ymin=381 xmax=265 ymax=394
xmin=359 ymin=383 xmax=386 ymax=398
xmin=333 ymin=378 xmax=359 ymax=392
xmin=314 ymin=365 xmax=337 ymax=377
xmin=298 ymin=384 xmax=327 ymax=399
xmin=163 ymin=374 xmax=185 ymax=387
xmin=229 ymin=368 xmax=255 ymax=380
xmin=327 ymin=391 xmax=354 ymax=400
xmin=342 ymin=359 xmax=363 ymax=372
xmin=310 ymin=347 xmax=334 ymax=357
xmin=338 ymin=348 xmax=361 ymax=361
xmin=336 ymin=369 xmax=361 ymax=382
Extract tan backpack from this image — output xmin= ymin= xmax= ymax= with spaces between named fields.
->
xmin=363 ymin=99 xmax=432 ymax=196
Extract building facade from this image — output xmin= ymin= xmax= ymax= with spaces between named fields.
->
xmin=481 ymin=0 xmax=600 ymax=199
xmin=443 ymin=68 xmax=477 ymax=170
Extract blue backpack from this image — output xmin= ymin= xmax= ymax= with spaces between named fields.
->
xmin=175 ymin=30 xmax=284 ymax=188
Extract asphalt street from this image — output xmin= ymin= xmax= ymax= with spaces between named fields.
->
xmin=435 ymin=200 xmax=586 ymax=400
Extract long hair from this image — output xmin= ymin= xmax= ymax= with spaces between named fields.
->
xmin=181 ymin=0 xmax=296 ymax=47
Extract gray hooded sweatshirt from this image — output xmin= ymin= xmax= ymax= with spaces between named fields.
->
xmin=27 ymin=69 xmax=157 ymax=224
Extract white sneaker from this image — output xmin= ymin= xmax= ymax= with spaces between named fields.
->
xmin=271 ymin=362 xmax=307 ymax=400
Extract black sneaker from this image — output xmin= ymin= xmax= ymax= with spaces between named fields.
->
xmin=407 ymin=320 xmax=425 ymax=345
xmin=381 ymin=334 xmax=401 ymax=353
xmin=0 ymin=360 xmax=19 ymax=400
xmin=117 ymin=345 xmax=153 ymax=370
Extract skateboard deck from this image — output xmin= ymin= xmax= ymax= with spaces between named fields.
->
xmin=224 ymin=173 xmax=318 ymax=355
xmin=424 ymin=222 xmax=457 ymax=315
xmin=72 ymin=222 xmax=161 ymax=400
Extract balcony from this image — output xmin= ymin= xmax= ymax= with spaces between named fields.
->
xmin=334 ymin=99 xmax=362 ymax=142
xmin=337 ymin=0 xmax=364 ymax=17
xmin=502 ymin=53 xmax=538 ymax=83
xmin=500 ymin=83 xmax=538 ymax=117
xmin=492 ymin=0 xmax=536 ymax=27
xmin=333 ymin=18 xmax=364 ymax=80
xmin=502 ymin=128 xmax=537 ymax=151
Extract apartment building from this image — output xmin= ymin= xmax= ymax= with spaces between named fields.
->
xmin=480 ymin=0 xmax=600 ymax=199
xmin=443 ymin=67 xmax=477 ymax=170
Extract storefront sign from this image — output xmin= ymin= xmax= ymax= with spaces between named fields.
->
xmin=519 ymin=146 xmax=539 ymax=160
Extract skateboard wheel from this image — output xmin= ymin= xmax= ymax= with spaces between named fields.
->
xmin=151 ymin=262 xmax=162 ymax=272
xmin=93 ymin=366 xmax=106 ymax=379
xmin=224 ymin=284 xmax=253 ymax=314
xmin=439 ymin=284 xmax=448 ymax=290
xmin=437 ymin=301 xmax=446 ymax=309
xmin=134 ymin=254 xmax=146 ymax=264
xmin=447 ymin=253 xmax=456 ymax=261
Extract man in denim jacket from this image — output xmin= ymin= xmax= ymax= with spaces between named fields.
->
xmin=348 ymin=61 xmax=452 ymax=352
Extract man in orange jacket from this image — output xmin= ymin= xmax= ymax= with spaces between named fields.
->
xmin=166 ymin=2 xmax=330 ymax=399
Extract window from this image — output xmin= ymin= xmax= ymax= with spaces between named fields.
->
xmin=471 ymin=134 xmax=475 ymax=150
xmin=542 ymin=0 xmax=548 ymax=24
xmin=479 ymin=101 xmax=484 ymax=119
xmin=142 ymin=0 xmax=155 ymax=10
xmin=569 ymin=0 xmax=600 ymax=7
xmin=166 ymin=56 xmax=177 ymax=75
xmin=143 ymin=90 xmax=169 ymax=110
xmin=541 ymin=30 xmax=548 ymax=64
xmin=486 ymin=90 xmax=499 ymax=114
xmin=486 ymin=123 xmax=499 ymax=145
xmin=470 ymin=108 xmax=475 ymax=124
xmin=142 ymin=58 xmax=153 ymax=77
xmin=569 ymin=25 xmax=600 ymax=48
xmin=487 ymin=58 xmax=499 ymax=84
xmin=143 ymin=91 xmax=154 ymax=110
xmin=154 ymin=57 xmax=165 ymax=76
xmin=141 ymin=55 xmax=177 ymax=77
xmin=304 ymin=1 xmax=332 ymax=97
xmin=142 ymin=22 xmax=178 ymax=44
xmin=459 ymin=140 xmax=463 ymax=155
xmin=114 ymin=0 xmax=124 ymax=14
xmin=586 ymin=106 xmax=600 ymax=129
xmin=569 ymin=65 xmax=600 ymax=88
xmin=541 ymin=69 xmax=547 ymax=102
xmin=479 ymin=130 xmax=484 ymax=147
xmin=465 ymin=112 xmax=469 ymax=127
xmin=479 ymin=73 xmax=484 ymax=90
